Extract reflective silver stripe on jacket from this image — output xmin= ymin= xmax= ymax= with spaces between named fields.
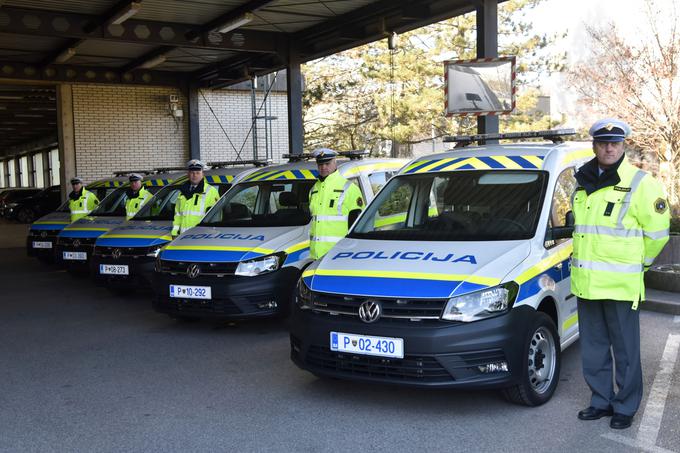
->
xmin=644 ymin=257 xmax=656 ymax=266
xmin=336 ymin=180 xmax=353 ymax=215
xmin=572 ymin=258 xmax=643 ymax=273
xmin=574 ymin=225 xmax=643 ymax=238
xmin=311 ymin=235 xmax=345 ymax=242
xmin=616 ymin=170 xmax=646 ymax=228
xmin=313 ymin=215 xmax=347 ymax=222
xmin=643 ymin=228 xmax=670 ymax=240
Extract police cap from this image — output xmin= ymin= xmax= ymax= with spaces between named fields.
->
xmin=128 ymin=173 xmax=143 ymax=182
xmin=312 ymin=148 xmax=337 ymax=164
xmin=70 ymin=176 xmax=83 ymax=185
xmin=589 ymin=118 xmax=631 ymax=143
xmin=187 ymin=159 xmax=206 ymax=171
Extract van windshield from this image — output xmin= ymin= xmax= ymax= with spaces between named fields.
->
xmin=133 ymin=183 xmax=232 ymax=221
xmin=200 ymin=180 xmax=315 ymax=227
xmin=89 ymin=187 xmax=128 ymax=217
xmin=349 ymin=170 xmax=547 ymax=241
xmin=55 ymin=186 xmax=121 ymax=213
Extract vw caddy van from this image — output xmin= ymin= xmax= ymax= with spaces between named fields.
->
xmin=290 ymin=130 xmax=592 ymax=406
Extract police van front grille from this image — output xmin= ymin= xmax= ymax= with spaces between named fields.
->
xmin=310 ymin=293 xmax=447 ymax=321
xmin=58 ymin=237 xmax=96 ymax=248
xmin=303 ymin=345 xmax=452 ymax=382
xmin=94 ymin=246 xmax=156 ymax=258
xmin=158 ymin=260 xmax=239 ymax=276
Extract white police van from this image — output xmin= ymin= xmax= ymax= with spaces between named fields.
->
xmin=90 ymin=162 xmax=266 ymax=290
xmin=291 ymin=130 xmax=592 ymax=406
xmin=152 ymin=152 xmax=407 ymax=320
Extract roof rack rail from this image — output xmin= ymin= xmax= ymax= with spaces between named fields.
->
xmin=443 ymin=129 xmax=576 ymax=147
xmin=112 ymin=170 xmax=155 ymax=176
xmin=283 ymin=150 xmax=370 ymax=162
xmin=208 ymin=159 xmax=270 ymax=168
xmin=153 ymin=166 xmax=187 ymax=173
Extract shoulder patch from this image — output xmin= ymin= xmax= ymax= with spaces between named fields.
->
xmin=613 ymin=186 xmax=631 ymax=192
xmin=357 ymin=198 xmax=363 ymax=207
xmin=654 ymin=198 xmax=668 ymax=214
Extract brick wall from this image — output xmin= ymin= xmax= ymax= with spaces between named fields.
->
xmin=72 ymin=84 xmax=188 ymax=181
xmin=198 ymin=89 xmax=289 ymax=164
xmin=70 ymin=84 xmax=290 ymax=182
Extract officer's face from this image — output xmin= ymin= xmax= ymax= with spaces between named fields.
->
xmin=130 ymin=180 xmax=142 ymax=191
xmin=71 ymin=182 xmax=82 ymax=192
xmin=317 ymin=159 xmax=337 ymax=178
xmin=593 ymin=141 xmax=625 ymax=168
xmin=188 ymin=170 xmax=203 ymax=185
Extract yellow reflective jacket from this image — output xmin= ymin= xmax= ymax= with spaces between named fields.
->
xmin=571 ymin=155 xmax=670 ymax=307
xmin=309 ymin=170 xmax=364 ymax=260
xmin=68 ymin=188 xmax=99 ymax=222
xmin=125 ymin=186 xmax=153 ymax=220
xmin=171 ymin=178 xmax=220 ymax=236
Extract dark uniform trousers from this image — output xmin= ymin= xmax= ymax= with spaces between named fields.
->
xmin=577 ymin=298 xmax=642 ymax=416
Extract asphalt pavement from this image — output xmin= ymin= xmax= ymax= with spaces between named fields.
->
xmin=1 ymin=235 xmax=679 ymax=452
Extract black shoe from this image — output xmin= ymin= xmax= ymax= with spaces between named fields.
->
xmin=610 ymin=413 xmax=633 ymax=429
xmin=578 ymin=406 xmax=614 ymax=420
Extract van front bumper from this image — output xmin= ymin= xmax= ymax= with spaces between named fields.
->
xmin=289 ymin=305 xmax=536 ymax=389
xmin=152 ymin=266 xmax=300 ymax=320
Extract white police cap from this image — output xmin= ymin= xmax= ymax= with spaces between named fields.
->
xmin=311 ymin=148 xmax=337 ymax=163
xmin=70 ymin=176 xmax=84 ymax=184
xmin=128 ymin=173 xmax=143 ymax=182
xmin=187 ymin=159 xmax=206 ymax=170
xmin=588 ymin=118 xmax=631 ymax=142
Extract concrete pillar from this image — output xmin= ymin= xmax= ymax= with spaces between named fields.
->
xmin=14 ymin=158 xmax=21 ymax=187
xmin=287 ymin=46 xmax=304 ymax=155
xmin=26 ymin=154 xmax=35 ymax=187
xmin=187 ymin=82 xmax=201 ymax=160
xmin=476 ymin=0 xmax=499 ymax=140
xmin=56 ymin=84 xmax=76 ymax=199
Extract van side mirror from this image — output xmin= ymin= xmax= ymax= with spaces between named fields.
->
xmin=565 ymin=210 xmax=574 ymax=227
xmin=546 ymin=226 xmax=574 ymax=242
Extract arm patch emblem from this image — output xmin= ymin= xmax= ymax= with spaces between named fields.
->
xmin=654 ymin=198 xmax=668 ymax=214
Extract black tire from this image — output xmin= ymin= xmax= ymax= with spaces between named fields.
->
xmin=502 ymin=312 xmax=561 ymax=406
xmin=17 ymin=208 xmax=36 ymax=224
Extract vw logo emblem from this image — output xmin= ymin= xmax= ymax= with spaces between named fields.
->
xmin=40 ymin=231 xmax=47 ymax=238
xmin=72 ymin=239 xmax=81 ymax=248
xmin=358 ymin=300 xmax=381 ymax=323
xmin=112 ymin=248 xmax=122 ymax=259
xmin=187 ymin=263 xmax=200 ymax=279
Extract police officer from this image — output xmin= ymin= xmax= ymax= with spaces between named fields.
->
xmin=171 ymin=159 xmax=220 ymax=237
xmin=572 ymin=119 xmax=670 ymax=429
xmin=68 ymin=177 xmax=99 ymax=222
xmin=309 ymin=148 xmax=364 ymax=259
xmin=125 ymin=173 xmax=152 ymax=220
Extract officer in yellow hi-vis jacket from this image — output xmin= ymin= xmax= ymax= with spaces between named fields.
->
xmin=572 ymin=119 xmax=670 ymax=430
xmin=171 ymin=160 xmax=220 ymax=237
xmin=309 ymin=148 xmax=364 ymax=260
xmin=125 ymin=173 xmax=153 ymax=220
xmin=68 ymin=176 xmax=99 ymax=222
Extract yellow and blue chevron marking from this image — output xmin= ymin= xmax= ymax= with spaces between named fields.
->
xmin=206 ymin=174 xmax=235 ymax=184
xmin=403 ymin=155 xmax=545 ymax=174
xmin=302 ymin=268 xmax=500 ymax=299
xmin=144 ymin=178 xmax=173 ymax=187
xmin=161 ymin=245 xmax=274 ymax=263
xmin=244 ymin=168 xmax=318 ymax=182
xmin=343 ymin=161 xmax=405 ymax=178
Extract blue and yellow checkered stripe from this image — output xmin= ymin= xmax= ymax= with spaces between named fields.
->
xmin=144 ymin=178 xmax=173 ymax=187
xmin=206 ymin=174 xmax=235 ymax=184
xmin=403 ymin=155 xmax=545 ymax=174
xmin=244 ymin=169 xmax=318 ymax=181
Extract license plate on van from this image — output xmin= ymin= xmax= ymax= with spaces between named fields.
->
xmin=32 ymin=241 xmax=52 ymax=249
xmin=100 ymin=264 xmax=129 ymax=275
xmin=169 ymin=284 xmax=211 ymax=300
xmin=63 ymin=251 xmax=86 ymax=260
xmin=330 ymin=332 xmax=404 ymax=359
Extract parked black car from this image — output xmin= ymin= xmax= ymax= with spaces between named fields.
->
xmin=6 ymin=185 xmax=62 ymax=223
xmin=0 ymin=188 xmax=42 ymax=219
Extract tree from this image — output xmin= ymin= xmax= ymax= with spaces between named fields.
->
xmin=302 ymin=0 xmax=565 ymax=157
xmin=567 ymin=0 xmax=680 ymax=211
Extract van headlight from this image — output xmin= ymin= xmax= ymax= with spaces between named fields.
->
xmin=235 ymin=252 xmax=286 ymax=277
xmin=441 ymin=282 xmax=518 ymax=322
xmin=296 ymin=277 xmax=313 ymax=309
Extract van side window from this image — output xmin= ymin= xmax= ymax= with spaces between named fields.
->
xmin=368 ymin=171 xmax=395 ymax=195
xmin=546 ymin=168 xmax=577 ymax=247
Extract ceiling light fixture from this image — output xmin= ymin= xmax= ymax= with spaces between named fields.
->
xmin=54 ymin=47 xmax=77 ymax=64
xmin=215 ymin=12 xmax=253 ymax=34
xmin=139 ymin=54 xmax=166 ymax=69
xmin=110 ymin=1 xmax=142 ymax=25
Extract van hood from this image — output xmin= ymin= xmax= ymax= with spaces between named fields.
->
xmin=58 ymin=216 xmax=126 ymax=239
xmin=96 ymin=220 xmax=173 ymax=247
xmin=30 ymin=212 xmax=71 ymax=232
xmin=160 ymin=225 xmax=309 ymax=263
xmin=304 ymin=238 xmax=531 ymax=299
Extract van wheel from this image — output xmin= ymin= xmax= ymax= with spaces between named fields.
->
xmin=502 ymin=312 xmax=560 ymax=406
